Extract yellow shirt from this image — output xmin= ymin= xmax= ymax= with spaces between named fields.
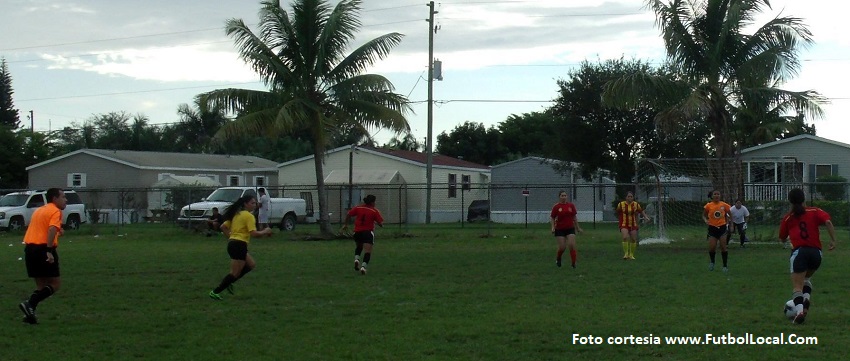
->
xmin=23 ymin=203 xmax=63 ymax=247
xmin=222 ymin=211 xmax=256 ymax=243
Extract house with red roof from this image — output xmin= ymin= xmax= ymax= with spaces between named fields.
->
xmin=276 ymin=144 xmax=491 ymax=223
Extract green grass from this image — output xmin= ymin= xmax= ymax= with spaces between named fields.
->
xmin=2 ymin=223 xmax=849 ymax=360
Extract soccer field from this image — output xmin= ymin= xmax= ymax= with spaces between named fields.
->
xmin=1 ymin=223 xmax=849 ymax=360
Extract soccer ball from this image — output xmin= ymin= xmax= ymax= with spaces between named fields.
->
xmin=784 ymin=300 xmax=797 ymax=320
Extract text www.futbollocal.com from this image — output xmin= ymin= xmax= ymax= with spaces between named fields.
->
xmin=572 ymin=333 xmax=818 ymax=345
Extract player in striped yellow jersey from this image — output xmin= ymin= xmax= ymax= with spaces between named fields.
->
xmin=616 ymin=192 xmax=649 ymax=260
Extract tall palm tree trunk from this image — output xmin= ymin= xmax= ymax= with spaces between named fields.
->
xmin=313 ymin=140 xmax=334 ymax=237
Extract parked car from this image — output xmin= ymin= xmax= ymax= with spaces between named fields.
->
xmin=0 ymin=190 xmax=86 ymax=231
xmin=177 ymin=187 xmax=307 ymax=231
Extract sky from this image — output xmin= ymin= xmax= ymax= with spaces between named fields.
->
xmin=1 ymin=0 xmax=849 ymax=149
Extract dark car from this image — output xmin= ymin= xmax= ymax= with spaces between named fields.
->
xmin=467 ymin=200 xmax=490 ymax=222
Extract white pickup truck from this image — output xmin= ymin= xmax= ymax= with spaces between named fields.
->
xmin=0 ymin=190 xmax=87 ymax=231
xmin=177 ymin=187 xmax=306 ymax=231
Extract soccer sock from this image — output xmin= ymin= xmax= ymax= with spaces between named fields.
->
xmin=622 ymin=242 xmax=629 ymax=255
xmin=28 ymin=285 xmax=55 ymax=308
xmin=363 ymin=253 xmax=371 ymax=266
xmin=355 ymin=245 xmax=363 ymax=256
xmin=569 ymin=249 xmax=577 ymax=265
xmin=629 ymin=242 xmax=637 ymax=257
xmin=237 ymin=265 xmax=252 ymax=280
xmin=721 ymin=251 xmax=728 ymax=267
xmin=803 ymin=279 xmax=813 ymax=301
xmin=556 ymin=249 xmax=565 ymax=261
xmin=792 ymin=291 xmax=805 ymax=313
xmin=214 ymin=274 xmax=237 ymax=294
xmin=709 ymin=251 xmax=716 ymax=263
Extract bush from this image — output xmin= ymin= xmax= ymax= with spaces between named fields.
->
xmin=815 ymin=175 xmax=848 ymax=201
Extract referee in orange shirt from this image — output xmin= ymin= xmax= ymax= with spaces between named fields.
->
xmin=18 ymin=188 xmax=67 ymax=324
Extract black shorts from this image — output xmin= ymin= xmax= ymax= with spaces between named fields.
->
xmin=706 ymin=225 xmax=727 ymax=239
xmin=554 ymin=228 xmax=576 ymax=237
xmin=789 ymin=246 xmax=822 ymax=273
xmin=353 ymin=231 xmax=375 ymax=245
xmin=24 ymin=244 xmax=60 ymax=278
xmin=227 ymin=240 xmax=249 ymax=261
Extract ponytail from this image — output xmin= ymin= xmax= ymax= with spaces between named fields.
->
xmin=788 ymin=188 xmax=806 ymax=217
xmin=223 ymin=195 xmax=256 ymax=221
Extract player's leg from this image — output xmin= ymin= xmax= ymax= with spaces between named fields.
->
xmin=628 ymin=229 xmax=638 ymax=260
xmin=555 ymin=235 xmax=566 ymax=267
xmin=620 ymin=228 xmax=630 ymax=259
xmin=566 ymin=233 xmax=577 ymax=268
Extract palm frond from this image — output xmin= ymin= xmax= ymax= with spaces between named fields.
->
xmin=225 ymin=18 xmax=295 ymax=88
xmin=315 ymin=0 xmax=361 ymax=75
xmin=196 ymin=88 xmax=277 ymax=115
xmin=329 ymin=33 xmax=404 ymax=83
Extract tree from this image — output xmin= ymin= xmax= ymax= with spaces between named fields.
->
xmin=382 ymin=131 xmax=422 ymax=151
xmin=436 ymin=121 xmax=505 ymax=166
xmin=0 ymin=58 xmax=21 ymax=129
xmin=0 ymin=126 xmax=26 ymax=188
xmin=603 ymin=0 xmax=824 ymax=199
xmin=551 ymin=58 xmax=708 ymax=185
xmin=497 ymin=111 xmax=555 ymax=159
xmin=198 ymin=0 xmax=411 ymax=237
xmin=174 ymin=102 xmax=228 ymax=153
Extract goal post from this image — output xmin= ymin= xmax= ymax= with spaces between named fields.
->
xmin=633 ymin=157 xmax=745 ymax=244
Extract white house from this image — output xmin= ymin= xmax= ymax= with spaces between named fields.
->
xmin=277 ymin=145 xmax=491 ymax=223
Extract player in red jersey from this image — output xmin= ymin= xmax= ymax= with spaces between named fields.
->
xmin=779 ymin=188 xmax=837 ymax=324
xmin=551 ymin=190 xmax=583 ymax=268
xmin=616 ymin=191 xmax=649 ymax=260
xmin=341 ymin=195 xmax=384 ymax=275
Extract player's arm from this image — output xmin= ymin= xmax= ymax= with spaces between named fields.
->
xmin=220 ymin=221 xmax=231 ymax=238
xmin=702 ymin=208 xmax=710 ymax=225
xmin=574 ymin=215 xmax=583 ymax=233
xmin=824 ymin=220 xmax=837 ymax=250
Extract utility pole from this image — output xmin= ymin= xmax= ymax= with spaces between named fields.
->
xmin=29 ymin=110 xmax=34 ymax=134
xmin=425 ymin=1 xmax=437 ymax=224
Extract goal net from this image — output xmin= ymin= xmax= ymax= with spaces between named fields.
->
xmin=633 ymin=158 xmax=744 ymax=244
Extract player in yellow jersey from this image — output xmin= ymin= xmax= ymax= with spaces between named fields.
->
xmin=616 ymin=191 xmax=649 ymax=260
xmin=209 ymin=195 xmax=272 ymax=300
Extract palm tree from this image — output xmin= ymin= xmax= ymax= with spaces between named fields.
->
xmin=198 ymin=0 xmax=411 ymax=237
xmin=603 ymin=0 xmax=824 ymax=199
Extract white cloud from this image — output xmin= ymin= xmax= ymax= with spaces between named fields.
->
xmin=41 ymin=45 xmax=258 ymax=82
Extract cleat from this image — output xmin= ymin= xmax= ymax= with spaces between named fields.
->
xmin=556 ymin=259 xmax=562 ymax=267
xmin=623 ymin=255 xmax=629 ymax=260
xmin=708 ymin=263 xmax=715 ymax=271
xmin=359 ymin=266 xmax=367 ymax=275
xmin=571 ymin=263 xmax=576 ymax=269
xmin=803 ymin=299 xmax=811 ymax=310
xmin=793 ymin=310 xmax=807 ymax=324
xmin=722 ymin=267 xmax=728 ymax=273
xmin=354 ymin=259 xmax=360 ymax=271
xmin=208 ymin=290 xmax=223 ymax=300
xmin=628 ymin=255 xmax=635 ymax=260
xmin=226 ymin=284 xmax=234 ymax=295
xmin=19 ymin=301 xmax=37 ymax=324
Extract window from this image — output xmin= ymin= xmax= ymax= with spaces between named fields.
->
xmin=815 ymin=164 xmax=834 ymax=178
xmin=461 ymin=174 xmax=471 ymax=191
xmin=157 ymin=173 xmax=175 ymax=181
xmin=196 ymin=174 xmax=219 ymax=183
xmin=67 ymin=173 xmax=87 ymax=188
xmin=254 ymin=176 xmax=266 ymax=186
xmin=448 ymin=173 xmax=457 ymax=198
xmin=227 ymin=175 xmax=242 ymax=186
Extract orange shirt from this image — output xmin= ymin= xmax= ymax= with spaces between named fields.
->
xmin=23 ymin=203 xmax=63 ymax=247
xmin=617 ymin=201 xmax=643 ymax=228
xmin=703 ymin=201 xmax=731 ymax=227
